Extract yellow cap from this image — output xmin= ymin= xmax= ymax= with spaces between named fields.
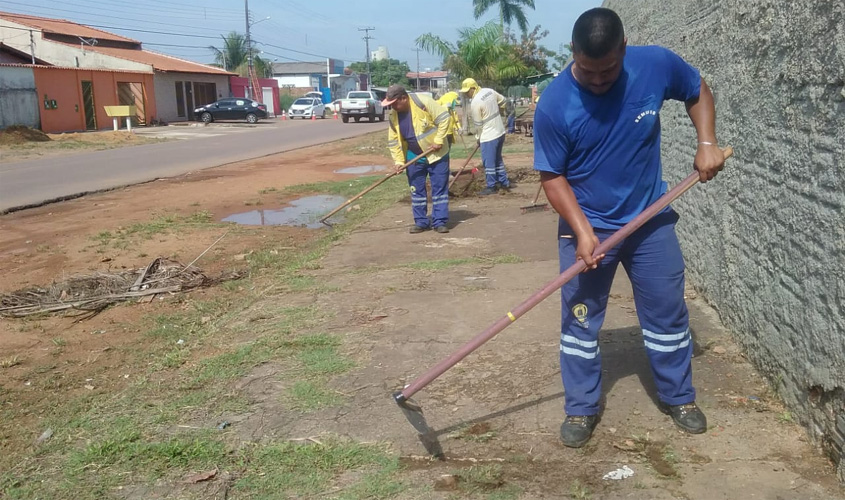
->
xmin=460 ymin=78 xmax=479 ymax=93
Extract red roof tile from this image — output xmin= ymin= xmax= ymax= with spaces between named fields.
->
xmin=407 ymin=71 xmax=448 ymax=79
xmin=0 ymin=11 xmax=139 ymax=44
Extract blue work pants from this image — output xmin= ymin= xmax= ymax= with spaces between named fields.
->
xmin=406 ymin=154 xmax=450 ymax=228
xmin=558 ymin=210 xmax=695 ymax=416
xmin=480 ymin=135 xmax=510 ymax=189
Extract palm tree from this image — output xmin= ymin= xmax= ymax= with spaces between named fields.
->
xmin=209 ymin=31 xmax=268 ymax=77
xmin=416 ymin=21 xmax=529 ymax=88
xmin=472 ymin=0 xmax=535 ymax=33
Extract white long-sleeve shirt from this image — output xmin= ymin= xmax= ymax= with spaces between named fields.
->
xmin=470 ymin=88 xmax=506 ymax=143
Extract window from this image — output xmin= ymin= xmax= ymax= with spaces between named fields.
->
xmin=175 ymin=82 xmax=185 ymax=117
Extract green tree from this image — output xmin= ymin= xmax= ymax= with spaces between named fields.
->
xmin=348 ymin=58 xmax=411 ymax=87
xmin=209 ymin=31 xmax=269 ymax=78
xmin=505 ymin=25 xmax=554 ymax=76
xmin=472 ymin=0 xmax=536 ymax=33
xmin=551 ymin=42 xmax=573 ymax=72
xmin=416 ymin=21 xmax=529 ymax=90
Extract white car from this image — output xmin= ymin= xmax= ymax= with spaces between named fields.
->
xmin=288 ymin=97 xmax=326 ymax=119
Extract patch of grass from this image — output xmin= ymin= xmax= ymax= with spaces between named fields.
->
xmin=258 ymin=187 xmax=278 ymax=194
xmin=455 ymin=464 xmax=505 ymax=493
xmin=400 ymin=254 xmax=523 ymax=272
xmin=51 ymin=337 xmax=66 ymax=347
xmin=0 ymin=356 xmax=21 ymax=368
xmin=487 ymin=484 xmax=523 ymax=500
xmin=90 ymin=211 xmax=218 ymax=246
xmin=234 ymin=438 xmax=399 ymax=498
xmin=777 ymin=411 xmax=793 ymax=423
xmin=569 ymin=479 xmax=591 ymax=499
xmin=297 ymin=344 xmax=356 ymax=377
xmin=65 ymin=419 xmax=226 ymax=486
xmin=287 ymin=381 xmax=342 ymax=410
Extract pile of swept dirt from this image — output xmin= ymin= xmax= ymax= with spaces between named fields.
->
xmin=0 ymin=125 xmax=51 ymax=145
xmin=50 ymin=131 xmax=145 ymax=144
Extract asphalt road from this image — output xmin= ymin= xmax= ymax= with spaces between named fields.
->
xmin=0 ymin=118 xmax=385 ymax=212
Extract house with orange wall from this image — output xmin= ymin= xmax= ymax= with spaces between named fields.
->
xmin=0 ymin=11 xmax=234 ymax=128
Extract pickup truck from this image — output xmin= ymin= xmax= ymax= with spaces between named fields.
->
xmin=338 ymin=91 xmax=385 ymax=123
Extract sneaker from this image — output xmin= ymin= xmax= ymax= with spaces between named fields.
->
xmin=478 ymin=186 xmax=498 ymax=196
xmin=559 ymin=414 xmax=599 ymax=448
xmin=409 ymin=225 xmax=429 ymax=234
xmin=434 ymin=225 xmax=449 ymax=233
xmin=660 ymin=402 xmax=707 ymax=434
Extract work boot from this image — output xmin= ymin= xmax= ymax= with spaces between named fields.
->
xmin=434 ymin=225 xmax=449 ymax=234
xmin=478 ymin=186 xmax=498 ymax=196
xmin=409 ymin=225 xmax=429 ymax=234
xmin=559 ymin=414 xmax=599 ymax=448
xmin=660 ymin=402 xmax=707 ymax=434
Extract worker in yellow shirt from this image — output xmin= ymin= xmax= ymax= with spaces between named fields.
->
xmin=437 ymin=91 xmax=462 ymax=145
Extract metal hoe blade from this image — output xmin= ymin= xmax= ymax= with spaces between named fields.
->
xmin=393 ymin=392 xmax=444 ymax=458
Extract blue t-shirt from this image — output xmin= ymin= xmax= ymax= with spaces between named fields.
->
xmin=533 ymin=45 xmax=701 ymax=229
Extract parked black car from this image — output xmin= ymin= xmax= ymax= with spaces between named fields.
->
xmin=194 ymin=98 xmax=268 ymax=124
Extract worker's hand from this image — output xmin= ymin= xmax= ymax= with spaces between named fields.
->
xmin=694 ymin=143 xmax=725 ymax=183
xmin=430 ymin=143 xmax=443 ymax=151
xmin=476 ymin=137 xmax=481 ymax=146
xmin=575 ymin=230 xmax=604 ymax=272
xmin=394 ymin=163 xmax=405 ymax=174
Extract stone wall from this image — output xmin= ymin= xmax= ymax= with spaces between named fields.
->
xmin=603 ymin=0 xmax=845 ymax=477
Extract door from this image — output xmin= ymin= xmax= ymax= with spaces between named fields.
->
xmin=117 ymin=82 xmax=146 ymax=126
xmin=262 ymin=88 xmax=275 ymax=117
xmin=81 ymin=80 xmax=96 ymax=130
xmin=185 ymin=82 xmax=195 ymax=120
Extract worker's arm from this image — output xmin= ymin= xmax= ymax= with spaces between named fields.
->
xmin=540 ymin=171 xmax=604 ymax=270
xmin=470 ymin=101 xmax=483 ymax=143
xmin=495 ymin=91 xmax=507 ymax=115
xmin=387 ymin=120 xmax=406 ymax=167
xmin=685 ymin=78 xmax=724 ymax=183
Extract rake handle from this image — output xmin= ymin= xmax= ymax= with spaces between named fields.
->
xmin=447 ymin=143 xmax=481 ymax=191
xmin=531 ymin=183 xmax=544 ymax=205
xmin=397 ymin=146 xmax=733 ymax=401
xmin=320 ymin=147 xmax=436 ymax=223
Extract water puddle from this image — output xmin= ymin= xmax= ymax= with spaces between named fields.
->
xmin=333 ymin=165 xmax=387 ymax=174
xmin=221 ymin=195 xmax=347 ymax=228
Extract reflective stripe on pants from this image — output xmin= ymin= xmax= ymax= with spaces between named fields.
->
xmin=558 ymin=210 xmax=695 ymax=415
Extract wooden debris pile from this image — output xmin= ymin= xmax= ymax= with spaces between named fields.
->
xmin=0 ymin=258 xmax=244 ymax=319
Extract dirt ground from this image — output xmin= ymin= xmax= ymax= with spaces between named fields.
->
xmin=0 ymin=129 xmax=168 ymax=163
xmin=1 ymin=132 xmax=842 ymax=499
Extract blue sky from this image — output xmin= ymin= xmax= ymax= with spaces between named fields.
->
xmin=0 ymin=0 xmax=600 ymax=70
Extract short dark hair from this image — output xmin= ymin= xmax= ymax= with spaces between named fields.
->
xmin=572 ymin=8 xmax=625 ymax=59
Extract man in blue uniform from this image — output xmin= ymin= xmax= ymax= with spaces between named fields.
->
xmin=533 ymin=8 xmax=726 ymax=447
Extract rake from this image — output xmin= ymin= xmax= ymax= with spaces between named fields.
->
xmin=521 ymin=183 xmax=550 ymax=213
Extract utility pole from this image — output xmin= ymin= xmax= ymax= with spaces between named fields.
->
xmin=244 ymin=0 xmax=252 ymax=98
xmin=358 ymin=27 xmax=374 ymax=90
xmin=414 ymin=48 xmax=421 ymax=90
xmin=29 ymin=30 xmax=35 ymax=64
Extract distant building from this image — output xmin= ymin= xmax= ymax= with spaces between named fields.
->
xmin=371 ymin=46 xmax=390 ymax=61
xmin=268 ymin=60 xmax=355 ymax=101
xmin=0 ymin=11 xmax=234 ymax=125
xmin=406 ymin=70 xmax=449 ymax=94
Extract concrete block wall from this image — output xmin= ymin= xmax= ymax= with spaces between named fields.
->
xmin=603 ymin=0 xmax=845 ymax=476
